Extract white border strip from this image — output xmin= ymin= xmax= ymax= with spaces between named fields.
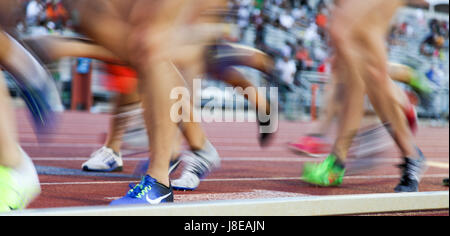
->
xmin=5 ymin=191 xmax=448 ymax=216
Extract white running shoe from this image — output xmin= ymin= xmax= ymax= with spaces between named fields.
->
xmin=172 ymin=140 xmax=221 ymax=191
xmin=82 ymin=147 xmax=123 ymax=172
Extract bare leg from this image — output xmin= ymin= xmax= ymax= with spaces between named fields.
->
xmin=140 ymin=62 xmax=184 ymax=187
xmin=104 ymin=91 xmax=141 ymax=154
xmin=0 ymin=72 xmax=22 ymax=168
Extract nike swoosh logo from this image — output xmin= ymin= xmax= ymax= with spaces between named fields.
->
xmin=146 ymin=192 xmax=172 ymax=205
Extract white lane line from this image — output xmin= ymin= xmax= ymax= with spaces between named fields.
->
xmin=17 ymin=142 xmax=450 ymax=152
xmin=31 ymin=156 xmax=450 ymax=161
xmin=31 ymin=157 xmax=450 ymax=166
xmin=427 ymin=161 xmax=450 ymax=169
xmin=40 ymin=174 xmax=449 ymax=186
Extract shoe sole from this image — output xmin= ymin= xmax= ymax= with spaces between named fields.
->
xmin=172 ymin=186 xmax=197 ymax=191
xmin=82 ymin=166 xmax=123 ymax=172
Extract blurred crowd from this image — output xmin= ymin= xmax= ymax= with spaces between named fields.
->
xmin=15 ymin=0 xmax=450 ymax=115
xmin=227 ymin=0 xmax=332 ymax=86
xmin=19 ymin=0 xmax=68 ymax=33
xmin=227 ymin=0 xmax=448 ymax=85
xmin=19 ymin=0 xmax=449 ymax=70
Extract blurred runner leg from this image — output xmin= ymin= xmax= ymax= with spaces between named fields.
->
xmin=302 ymin=0 xmax=427 ymax=192
xmin=0 ymin=42 xmax=40 ymax=213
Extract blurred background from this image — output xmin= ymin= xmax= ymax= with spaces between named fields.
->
xmin=4 ymin=0 xmax=449 ymax=125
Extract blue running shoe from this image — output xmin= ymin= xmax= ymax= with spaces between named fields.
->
xmin=110 ymin=175 xmax=173 ymax=206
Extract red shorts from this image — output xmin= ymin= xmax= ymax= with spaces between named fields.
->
xmin=103 ymin=64 xmax=138 ymax=94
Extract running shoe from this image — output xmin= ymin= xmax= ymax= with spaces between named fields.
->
xmin=0 ymin=147 xmax=41 ymax=212
xmin=258 ymin=119 xmax=275 ymax=147
xmin=410 ymin=71 xmax=433 ymax=95
xmin=302 ymin=154 xmax=346 ymax=187
xmin=409 ymin=71 xmax=434 ymax=108
xmin=172 ymin=140 xmax=221 ymax=191
xmin=257 ymin=110 xmax=277 ymax=147
xmin=110 ymin=175 xmax=173 ymax=206
xmin=82 ymin=147 xmax=123 ymax=172
xmin=394 ymin=149 xmax=427 ymax=193
xmin=288 ymin=135 xmax=331 ymax=157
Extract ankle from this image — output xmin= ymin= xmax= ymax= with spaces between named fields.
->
xmin=146 ymin=169 xmax=170 ymax=188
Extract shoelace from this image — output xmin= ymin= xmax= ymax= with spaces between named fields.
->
xmin=397 ymin=159 xmax=422 ymax=184
xmin=91 ymin=147 xmax=119 ymax=163
xmin=397 ymin=162 xmax=412 ymax=185
xmin=127 ymin=176 xmax=156 ymax=198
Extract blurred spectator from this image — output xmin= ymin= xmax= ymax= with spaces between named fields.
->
xmin=315 ymin=1 xmax=328 ymax=30
xmin=254 ymin=0 xmax=265 ymax=10
xmin=276 ymin=52 xmax=297 ymax=86
xmin=420 ymin=19 xmax=446 ymax=57
xmin=44 ymin=0 xmax=68 ymax=31
xmin=253 ymin=10 xmax=267 ymax=49
xmin=303 ymin=23 xmax=320 ymax=47
xmin=25 ymin=0 xmax=44 ymax=29
xmin=236 ymin=0 xmax=251 ymax=40
xmin=279 ymin=8 xmax=295 ymax=30
xmin=275 ymin=52 xmax=297 ymax=111
xmin=281 ymin=40 xmax=295 ymax=58
xmin=295 ymin=41 xmax=314 ymax=72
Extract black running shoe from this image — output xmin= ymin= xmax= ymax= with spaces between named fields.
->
xmin=258 ymin=120 xmax=274 ymax=147
xmin=394 ymin=149 xmax=427 ymax=193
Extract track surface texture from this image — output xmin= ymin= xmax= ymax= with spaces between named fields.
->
xmin=15 ymin=110 xmax=449 ymax=216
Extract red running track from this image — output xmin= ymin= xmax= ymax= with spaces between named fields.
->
xmin=14 ymin=110 xmax=449 ymax=214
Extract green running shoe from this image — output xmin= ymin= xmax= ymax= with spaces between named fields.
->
xmin=0 ymin=166 xmax=25 ymax=212
xmin=302 ymin=154 xmax=346 ymax=187
xmin=409 ymin=71 xmax=434 ymax=107
xmin=410 ymin=71 xmax=432 ymax=95
xmin=0 ymin=148 xmax=41 ymax=212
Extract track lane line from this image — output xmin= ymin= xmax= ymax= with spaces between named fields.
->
xmin=39 ymin=174 xmax=449 ymax=186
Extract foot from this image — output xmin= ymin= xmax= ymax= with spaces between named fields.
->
xmin=82 ymin=147 xmax=123 ymax=172
xmin=258 ymin=121 xmax=274 ymax=147
xmin=172 ymin=140 xmax=221 ymax=191
xmin=288 ymin=135 xmax=331 ymax=157
xmin=394 ymin=149 xmax=427 ymax=193
xmin=257 ymin=116 xmax=276 ymax=147
xmin=0 ymin=147 xmax=41 ymax=212
xmin=409 ymin=71 xmax=433 ymax=107
xmin=110 ymin=175 xmax=173 ymax=206
xmin=302 ymin=154 xmax=346 ymax=187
